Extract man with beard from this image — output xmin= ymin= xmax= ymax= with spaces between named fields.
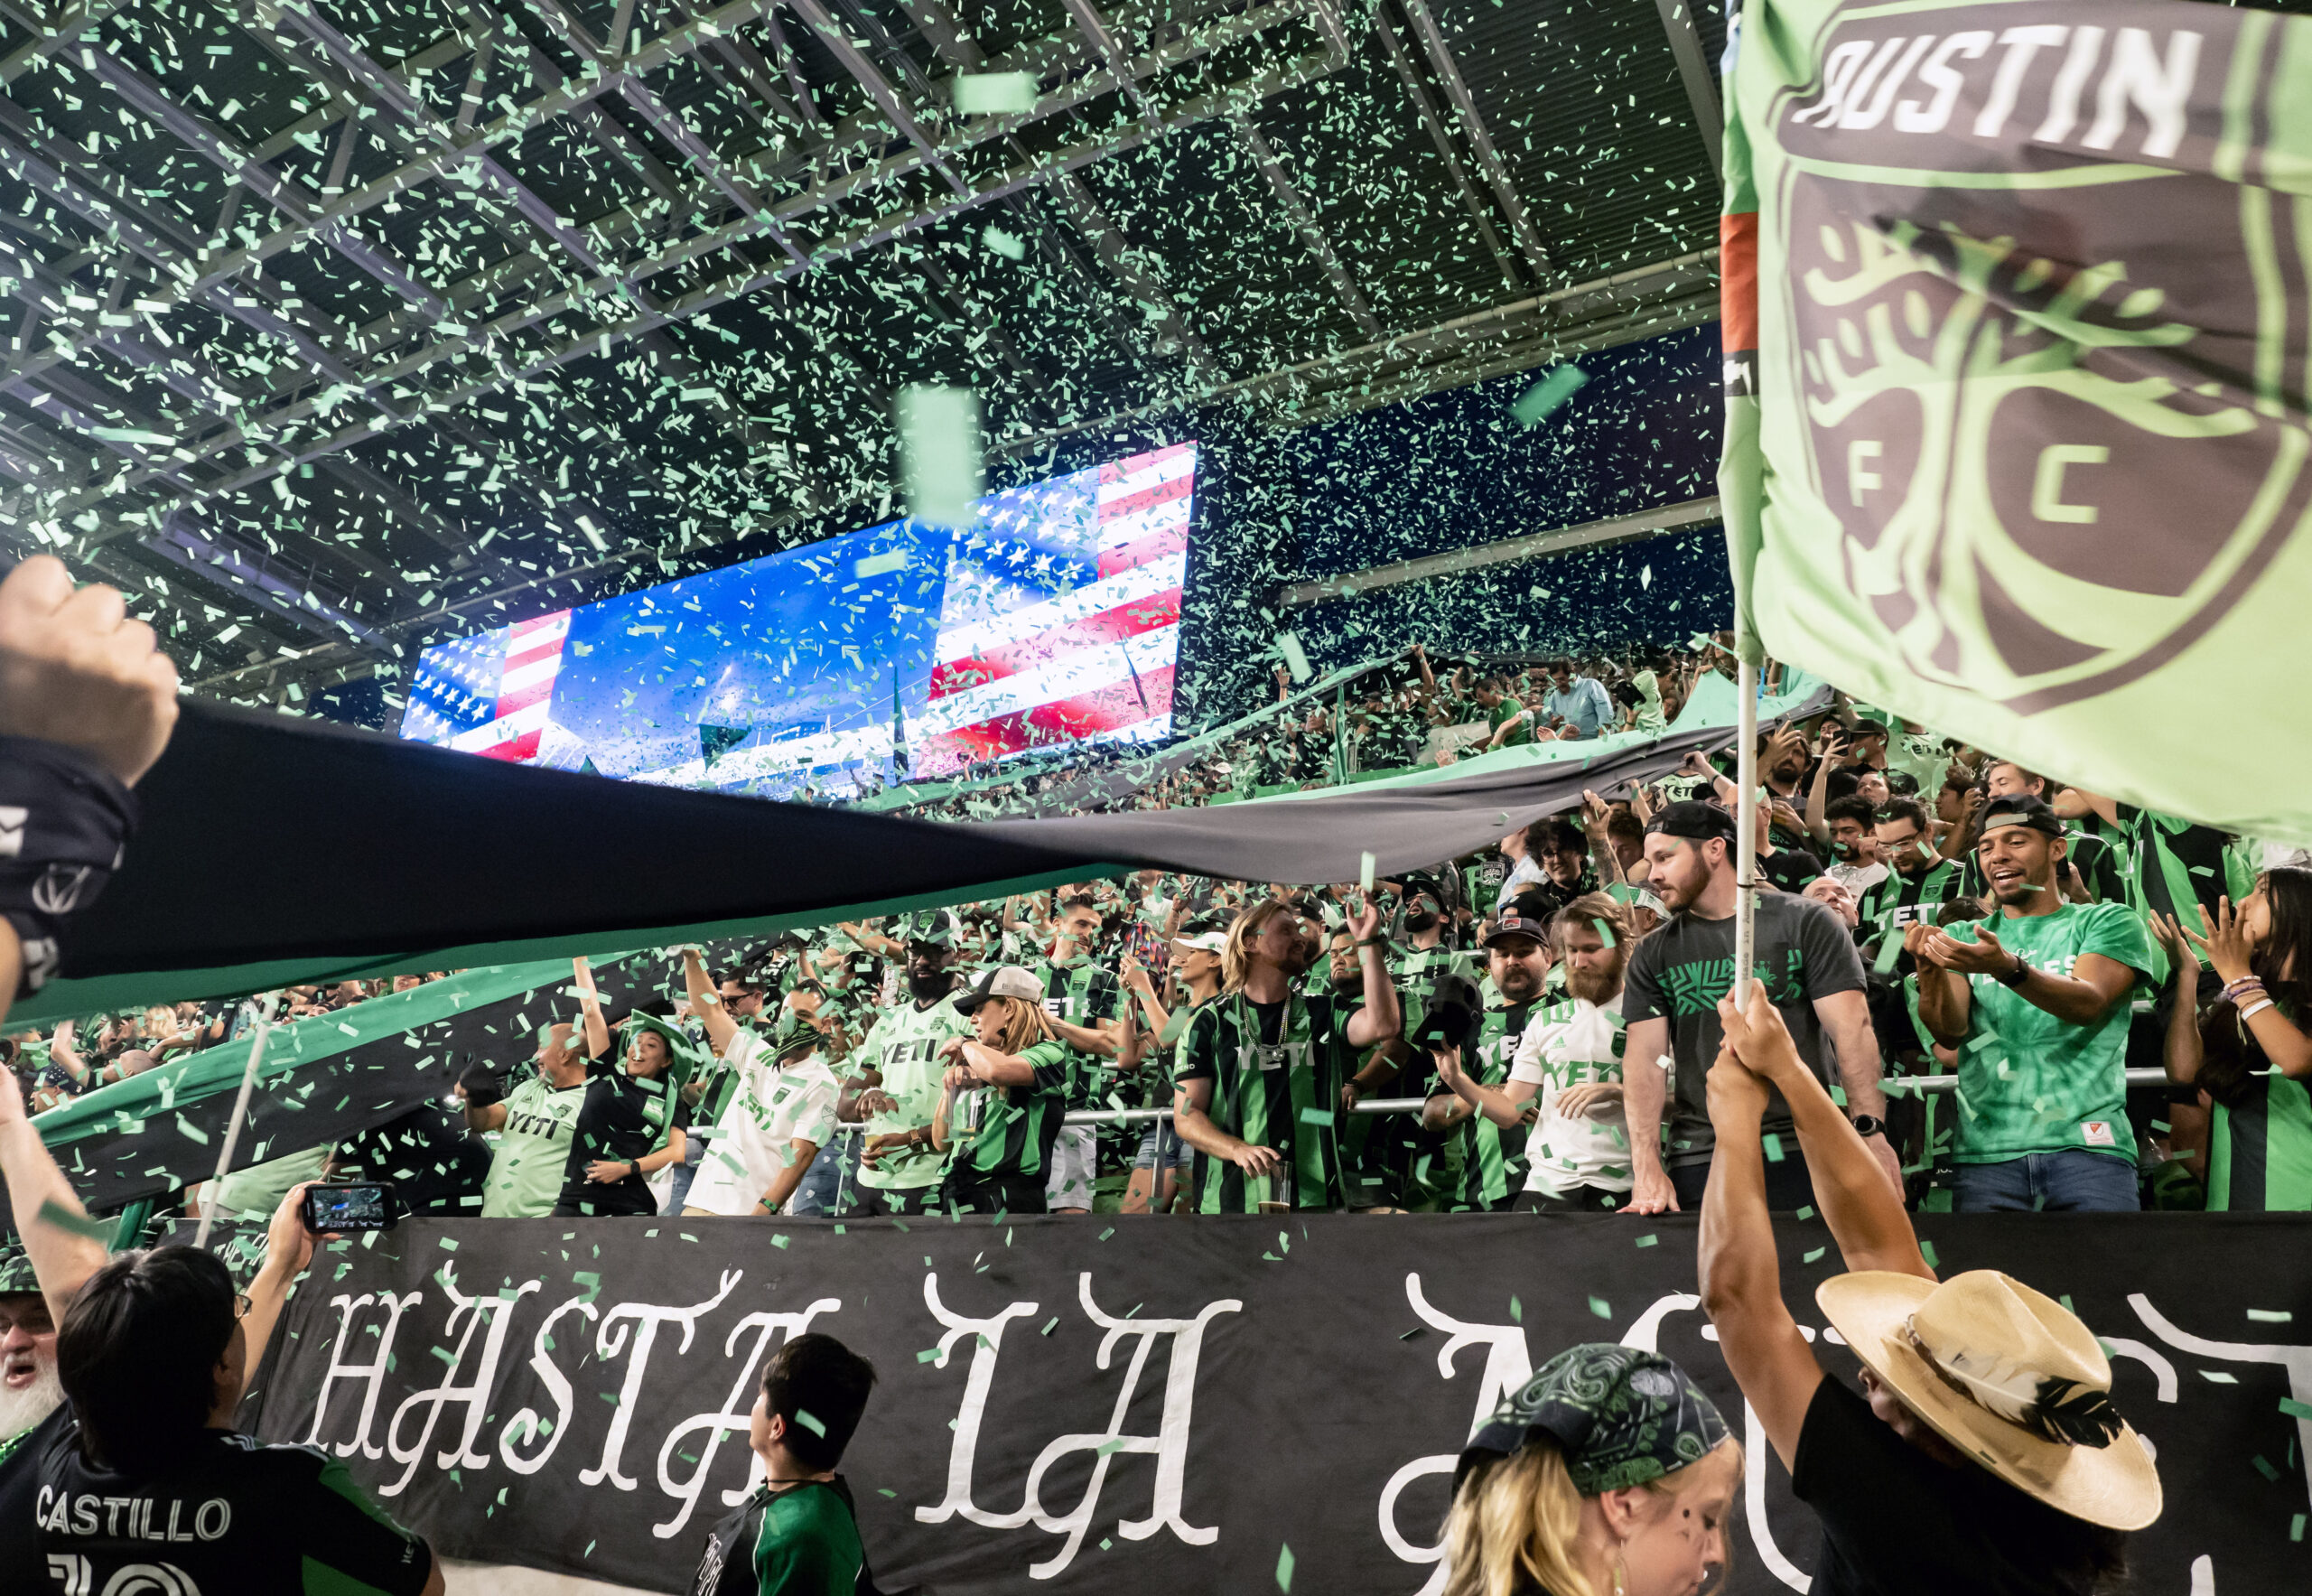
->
xmin=0 ymin=1246 xmax=65 ymax=1581
xmin=1435 ymin=895 xmax=1636 ymax=1211
xmin=1621 ymin=802 xmax=1900 ymax=1213
xmin=1031 ymin=893 xmax=1123 ymax=1215
xmin=837 ymin=911 xmax=974 ymax=1217
xmin=1910 ymin=797 xmax=2153 ymax=1212
xmin=1172 ymin=896 xmax=1401 ymax=1212
xmin=1422 ymin=899 xmax=1556 ymax=1209
xmin=1855 ymin=797 xmax=1980 ymax=976
xmin=1757 ymin=724 xmax=1813 ymax=845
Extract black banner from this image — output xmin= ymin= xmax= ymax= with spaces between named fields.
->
xmin=245 ymin=1214 xmax=2312 ymax=1595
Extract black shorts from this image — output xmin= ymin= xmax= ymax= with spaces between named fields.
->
xmin=1512 ymin=1185 xmax=1621 ymax=1214
xmin=944 ymin=1171 xmax=1049 ymax=1216
xmin=837 ymin=1182 xmax=943 ymax=1218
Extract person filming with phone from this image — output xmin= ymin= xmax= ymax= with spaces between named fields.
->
xmin=0 ymin=555 xmax=443 ymax=1593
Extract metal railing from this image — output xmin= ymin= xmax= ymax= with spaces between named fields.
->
xmin=807 ymin=1068 xmax=2179 ymax=1133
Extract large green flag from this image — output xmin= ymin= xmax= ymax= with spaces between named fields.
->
xmin=1720 ymin=0 xmax=2312 ymax=842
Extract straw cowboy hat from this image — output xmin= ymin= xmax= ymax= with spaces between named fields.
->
xmin=1816 ymin=1269 xmax=2161 ymax=1531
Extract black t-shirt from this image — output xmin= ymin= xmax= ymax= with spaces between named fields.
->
xmin=1760 ymin=848 xmax=1827 ymax=894
xmin=1621 ymin=891 xmax=1866 ymax=1169
xmin=33 ymin=1422 xmax=432 ymax=1594
xmin=558 ymin=1058 xmax=690 ymax=1213
xmin=1793 ymin=1374 xmax=2120 ymax=1596
xmin=0 ymin=1405 xmax=69 ymax=1586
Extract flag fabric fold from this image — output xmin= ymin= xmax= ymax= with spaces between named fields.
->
xmin=1719 ymin=0 xmax=2312 ymax=842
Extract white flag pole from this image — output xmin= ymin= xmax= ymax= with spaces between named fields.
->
xmin=1733 ymin=660 xmax=1760 ymax=1001
xmin=193 ymin=991 xmax=280 ymax=1250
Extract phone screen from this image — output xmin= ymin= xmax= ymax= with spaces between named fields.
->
xmin=303 ymin=1183 xmax=396 ymax=1232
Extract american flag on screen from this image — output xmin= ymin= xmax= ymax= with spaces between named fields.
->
xmin=911 ymin=442 xmax=1193 ymax=775
xmin=400 ymin=610 xmax=571 ymax=763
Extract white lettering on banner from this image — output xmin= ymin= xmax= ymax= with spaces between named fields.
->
xmin=2131 ymin=1294 xmax=2312 ymax=1506
xmin=581 ymin=1270 xmax=743 ymax=1491
xmin=1376 ymin=1274 xmax=1537 ymax=1596
xmin=1784 ymin=20 xmax=2203 ymax=161
xmin=651 ymin=1297 xmax=841 ymax=1539
xmin=914 ymin=1271 xmax=1240 ymax=1579
xmin=378 ymin=1273 xmax=542 ymax=1495
xmin=302 ymin=1289 xmax=424 ymax=1461
xmin=913 ymin=1273 xmax=1043 ymax=1530
xmin=498 ymin=1295 xmax=598 ymax=1477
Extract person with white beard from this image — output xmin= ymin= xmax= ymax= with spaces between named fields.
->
xmin=0 ymin=1247 xmax=67 ymax=1576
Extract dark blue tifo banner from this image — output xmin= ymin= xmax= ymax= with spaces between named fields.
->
xmin=243 ymin=1215 xmax=2312 ymax=1595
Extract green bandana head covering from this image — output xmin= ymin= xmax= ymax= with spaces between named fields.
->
xmin=1455 ymin=1343 xmax=1729 ymax=1496
xmin=620 ymin=1011 xmax=704 ymax=1087
xmin=0 ymin=1237 xmax=36 ymax=1296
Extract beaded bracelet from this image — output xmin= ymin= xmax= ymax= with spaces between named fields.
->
xmin=2220 ymin=975 xmax=2266 ymax=1003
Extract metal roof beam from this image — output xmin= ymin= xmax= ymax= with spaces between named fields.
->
xmin=1654 ymin=0 xmax=1723 ymax=182
xmin=1363 ymin=0 xmax=1522 ymax=294
xmin=786 ymin=0 xmax=968 ymax=195
xmin=1046 ymin=169 xmax=1214 ymax=376
xmin=1388 ymin=0 xmax=1552 ymax=284
xmin=40 ymin=8 xmax=1348 ymax=535
xmin=1228 ymin=111 xmax=1383 ymax=341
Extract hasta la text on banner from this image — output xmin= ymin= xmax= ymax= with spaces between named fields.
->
xmin=246 ymin=1214 xmax=2312 ymax=1595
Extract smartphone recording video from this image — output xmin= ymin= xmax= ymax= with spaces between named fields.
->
xmin=302 ymin=1181 xmax=397 ymax=1234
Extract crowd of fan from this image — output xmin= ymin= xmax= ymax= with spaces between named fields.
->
xmin=17 ymin=676 xmax=2308 ymax=1227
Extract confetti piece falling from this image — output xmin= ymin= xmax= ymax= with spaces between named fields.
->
xmin=1275 ymin=1544 xmax=1295 ymax=1591
xmin=1512 ymin=363 xmax=1589 ymax=426
xmin=897 ymin=385 xmax=984 ymax=531
xmin=953 ymin=71 xmax=1037 ymax=114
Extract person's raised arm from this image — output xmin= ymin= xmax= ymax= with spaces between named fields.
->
xmin=2149 ymin=913 xmax=2205 ymax=1087
xmin=1119 ymin=950 xmax=1171 ymax=1039
xmin=1579 ymin=790 xmax=1625 ymax=885
xmin=571 ymin=957 xmax=611 ymax=1061
xmin=2052 ymin=787 xmax=2121 ymax=828
xmin=1619 ymin=1016 xmax=1678 ymax=1214
xmin=0 ymin=1060 xmax=107 ymax=1330
xmin=1804 ymin=741 xmax=1836 ymax=850
xmin=241 ymin=1181 xmax=332 ymax=1385
xmin=1341 ymin=897 xmax=1402 ymax=1049
xmin=2181 ymin=898 xmax=2312 ymax=1079
xmin=46 ymin=1016 xmax=87 ymax=1084
xmin=682 ymin=947 xmax=739 ymax=1055
xmin=1696 ymin=998 xmax=1824 ymax=1471
xmin=1723 ymin=984 xmax=1931 ymax=1279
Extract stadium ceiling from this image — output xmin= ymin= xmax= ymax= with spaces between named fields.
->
xmin=0 ymin=0 xmax=1725 ymax=708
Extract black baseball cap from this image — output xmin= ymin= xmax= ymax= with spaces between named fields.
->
xmin=1645 ymin=799 xmax=1739 ymax=843
xmin=1977 ymin=794 xmax=2064 ymax=839
xmin=1485 ymin=904 xmax=1553 ymax=947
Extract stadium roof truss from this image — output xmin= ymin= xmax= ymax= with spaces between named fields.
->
xmin=0 ymin=0 xmax=1725 ymax=703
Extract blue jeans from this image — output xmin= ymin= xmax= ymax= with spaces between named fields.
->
xmin=790 ymin=1132 xmax=858 ymax=1218
xmin=1949 ymin=1151 xmax=2140 ymax=1213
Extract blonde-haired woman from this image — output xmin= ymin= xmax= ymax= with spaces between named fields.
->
xmin=1443 ymin=1343 xmax=1739 ymax=1596
xmin=931 ymin=966 xmax=1074 ymax=1214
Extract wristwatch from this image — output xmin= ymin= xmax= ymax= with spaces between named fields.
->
xmin=1993 ymin=953 xmax=2031 ymax=988
xmin=1849 ymin=1115 xmax=1887 ymax=1139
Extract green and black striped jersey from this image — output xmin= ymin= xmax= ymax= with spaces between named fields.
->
xmin=1440 ymin=999 xmax=1555 ymax=1210
xmin=950 ymin=1039 xmax=1074 ymax=1180
xmin=1177 ymin=992 xmax=1358 ymax=1212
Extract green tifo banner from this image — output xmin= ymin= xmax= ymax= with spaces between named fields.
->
xmin=1719 ymin=0 xmax=2312 ymax=844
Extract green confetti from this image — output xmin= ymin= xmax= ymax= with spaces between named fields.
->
xmin=897 ymin=385 xmax=983 ymax=530
xmin=35 ymin=1200 xmax=112 ymax=1243
xmin=1275 ymin=1543 xmax=1295 ymax=1591
xmin=1511 ymin=363 xmax=1589 ymax=426
xmin=1588 ymin=1295 xmax=1611 ymax=1319
xmin=2248 ymin=1309 xmax=2294 ymax=1323
xmin=953 ymin=71 xmax=1037 ymax=114
xmin=1635 ymin=1233 xmax=1658 ymax=1247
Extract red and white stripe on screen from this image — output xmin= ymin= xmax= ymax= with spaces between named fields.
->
xmin=450 ymin=610 xmax=572 ymax=762
xmin=922 ymin=443 xmax=1191 ymax=737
